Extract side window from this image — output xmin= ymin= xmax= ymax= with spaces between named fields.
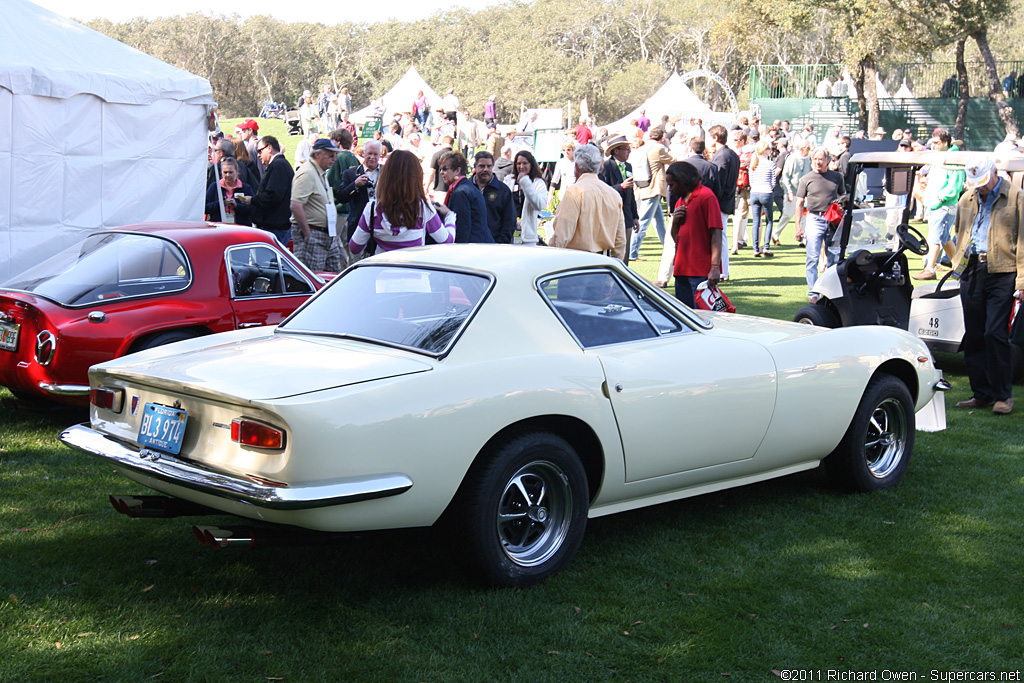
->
xmin=540 ymin=271 xmax=683 ymax=348
xmin=228 ymin=246 xmax=314 ymax=298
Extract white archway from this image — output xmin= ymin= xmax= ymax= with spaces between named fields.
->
xmin=680 ymin=69 xmax=739 ymax=115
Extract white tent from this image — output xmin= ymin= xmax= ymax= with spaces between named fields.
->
xmin=602 ymin=72 xmax=722 ymax=133
xmin=0 ymin=0 xmax=215 ymax=282
xmin=894 ymin=80 xmax=915 ymax=99
xmin=350 ymin=66 xmax=444 ymax=125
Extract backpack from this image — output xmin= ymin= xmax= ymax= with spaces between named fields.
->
xmin=736 ymin=150 xmax=752 ymax=189
xmin=630 ymin=147 xmax=652 ymax=189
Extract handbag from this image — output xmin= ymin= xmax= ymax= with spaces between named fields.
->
xmin=694 ymin=281 xmax=736 ymax=313
xmin=824 ymin=202 xmax=845 ymax=225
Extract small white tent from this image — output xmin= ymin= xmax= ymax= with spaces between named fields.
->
xmin=0 ymin=0 xmax=215 ymax=281
xmin=602 ymin=72 xmax=720 ymax=133
xmin=350 ymin=67 xmax=444 ymax=125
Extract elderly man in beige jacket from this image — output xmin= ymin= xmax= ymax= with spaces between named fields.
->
xmin=550 ymin=144 xmax=626 ymax=260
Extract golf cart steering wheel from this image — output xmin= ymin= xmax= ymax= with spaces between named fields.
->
xmin=896 ymin=223 xmax=928 ymax=256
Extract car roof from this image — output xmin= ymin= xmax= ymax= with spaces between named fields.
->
xmin=364 ymin=244 xmax=618 ymax=276
xmin=111 ymin=221 xmax=274 ymax=242
xmin=851 ymin=150 xmax=1024 ymax=171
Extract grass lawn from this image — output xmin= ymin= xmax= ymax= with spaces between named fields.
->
xmin=2 ymin=223 xmax=1022 ymax=681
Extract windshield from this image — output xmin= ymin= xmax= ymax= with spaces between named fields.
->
xmin=2 ymin=232 xmax=190 ymax=306
xmin=279 ymin=264 xmax=491 ymax=355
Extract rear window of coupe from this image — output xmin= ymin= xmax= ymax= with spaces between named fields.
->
xmin=278 ymin=265 xmax=490 ymax=355
xmin=2 ymin=232 xmax=190 ymax=306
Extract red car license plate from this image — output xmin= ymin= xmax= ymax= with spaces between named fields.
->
xmin=138 ymin=403 xmax=189 ymax=455
xmin=0 ymin=321 xmax=19 ymax=352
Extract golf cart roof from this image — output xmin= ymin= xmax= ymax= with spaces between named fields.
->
xmin=851 ymin=150 xmax=1024 ymax=171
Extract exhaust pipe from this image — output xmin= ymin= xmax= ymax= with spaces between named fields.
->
xmin=110 ymin=494 xmax=219 ymax=518
xmin=192 ymin=524 xmax=349 ymax=550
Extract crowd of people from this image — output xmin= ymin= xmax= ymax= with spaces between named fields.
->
xmin=204 ymin=92 xmax=1023 ymax=413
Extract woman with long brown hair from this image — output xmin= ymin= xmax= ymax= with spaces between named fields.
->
xmin=509 ymin=150 xmax=548 ymax=246
xmin=348 ymin=150 xmax=455 ymax=256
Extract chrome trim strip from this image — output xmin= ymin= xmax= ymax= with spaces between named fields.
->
xmin=38 ymin=382 xmax=90 ymax=396
xmin=59 ymin=424 xmax=413 ymax=510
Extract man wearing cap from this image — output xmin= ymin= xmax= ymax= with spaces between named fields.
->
xmin=599 ymin=135 xmax=640 ymax=262
xmin=871 ymin=127 xmax=886 ymax=141
xmin=951 ymin=155 xmax=1024 ymax=415
xmin=290 ymin=139 xmax=346 ymax=272
xmin=238 ymin=119 xmax=263 ymax=180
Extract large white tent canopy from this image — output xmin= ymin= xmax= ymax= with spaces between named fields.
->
xmin=602 ymin=72 xmax=728 ymax=132
xmin=0 ymin=0 xmax=215 ymax=281
xmin=350 ymin=66 xmax=444 ymax=125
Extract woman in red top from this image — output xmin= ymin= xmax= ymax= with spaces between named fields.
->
xmin=667 ymin=161 xmax=723 ymax=307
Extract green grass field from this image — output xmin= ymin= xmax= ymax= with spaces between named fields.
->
xmin=2 ymin=221 xmax=1022 ymax=681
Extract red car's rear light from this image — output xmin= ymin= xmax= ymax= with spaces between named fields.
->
xmin=90 ymin=386 xmax=124 ymax=413
xmin=230 ymin=418 xmax=285 ymax=450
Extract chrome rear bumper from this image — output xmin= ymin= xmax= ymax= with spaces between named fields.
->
xmin=60 ymin=423 xmax=413 ymax=510
xmin=39 ymin=382 xmax=89 ymax=396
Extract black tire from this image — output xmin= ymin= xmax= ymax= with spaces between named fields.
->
xmin=825 ymin=374 xmax=915 ymax=492
xmin=794 ymin=304 xmax=840 ymax=328
xmin=130 ymin=329 xmax=204 ymax=353
xmin=460 ymin=432 xmax=588 ymax=587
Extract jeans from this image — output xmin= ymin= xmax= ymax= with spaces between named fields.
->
xmin=927 ymin=204 xmax=956 ymax=244
xmin=961 ymin=261 xmax=1014 ymax=402
xmin=732 ymin=188 xmax=750 ymax=249
xmin=805 ymin=212 xmax=837 ymax=291
xmin=630 ymin=196 xmax=666 ymax=259
xmin=675 ymin=276 xmax=706 ymax=308
xmin=749 ymin=191 xmax=774 ymax=253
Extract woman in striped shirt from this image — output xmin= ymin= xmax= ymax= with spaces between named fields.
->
xmin=349 ymin=150 xmax=456 ymax=256
xmin=747 ymin=139 xmax=778 ymax=257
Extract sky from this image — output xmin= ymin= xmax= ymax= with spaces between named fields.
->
xmin=31 ymin=0 xmax=491 ymax=25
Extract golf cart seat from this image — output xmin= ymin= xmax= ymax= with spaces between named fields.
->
xmin=912 ymin=270 xmax=960 ymax=300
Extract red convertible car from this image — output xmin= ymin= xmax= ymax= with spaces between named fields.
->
xmin=0 ymin=222 xmax=326 ymax=405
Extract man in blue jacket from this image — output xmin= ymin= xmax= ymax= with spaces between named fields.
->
xmin=472 ymin=152 xmax=516 ymax=243
xmin=441 ymin=151 xmax=493 ymax=244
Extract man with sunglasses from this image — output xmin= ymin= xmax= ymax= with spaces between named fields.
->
xmin=240 ymin=136 xmax=293 ymax=245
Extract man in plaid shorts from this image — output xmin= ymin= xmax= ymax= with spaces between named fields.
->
xmin=290 ymin=138 xmax=346 ymax=272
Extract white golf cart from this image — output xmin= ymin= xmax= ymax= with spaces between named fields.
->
xmin=793 ymin=151 xmax=1024 ymax=376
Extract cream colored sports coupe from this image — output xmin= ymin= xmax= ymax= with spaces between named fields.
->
xmin=61 ymin=245 xmax=948 ymax=586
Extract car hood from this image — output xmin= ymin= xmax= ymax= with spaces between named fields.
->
xmin=93 ymin=332 xmax=434 ymax=401
xmin=703 ymin=311 xmax=829 ymax=345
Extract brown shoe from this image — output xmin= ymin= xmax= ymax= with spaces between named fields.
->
xmin=993 ymin=398 xmax=1014 ymax=415
xmin=956 ymin=397 xmax=994 ymax=409
xmin=911 ymin=269 xmax=936 ymax=280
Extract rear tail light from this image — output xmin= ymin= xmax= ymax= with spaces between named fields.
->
xmin=230 ymin=418 xmax=285 ymax=450
xmin=35 ymin=330 xmax=56 ymax=365
xmin=90 ymin=386 xmax=124 ymax=413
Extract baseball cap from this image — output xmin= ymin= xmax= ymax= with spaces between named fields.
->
xmin=312 ymin=138 xmax=342 ymax=153
xmin=964 ymin=155 xmax=996 ymax=189
xmin=239 ymin=119 xmax=259 ymax=132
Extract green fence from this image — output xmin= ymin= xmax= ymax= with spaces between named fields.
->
xmin=750 ymin=62 xmax=1024 ymax=100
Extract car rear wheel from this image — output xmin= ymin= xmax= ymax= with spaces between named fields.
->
xmin=461 ymin=432 xmax=588 ymax=587
xmin=794 ymin=304 xmax=840 ymax=328
xmin=130 ymin=329 xmax=205 ymax=353
xmin=825 ymin=374 xmax=914 ymax=492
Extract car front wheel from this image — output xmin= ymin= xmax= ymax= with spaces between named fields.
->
xmin=826 ymin=374 xmax=914 ymax=492
xmin=461 ymin=432 xmax=588 ymax=587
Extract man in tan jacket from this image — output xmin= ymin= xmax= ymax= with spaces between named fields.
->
xmin=628 ymin=128 xmax=675 ymax=262
xmin=952 ymin=155 xmax=1024 ymax=415
xmin=551 ymin=144 xmax=625 ymax=260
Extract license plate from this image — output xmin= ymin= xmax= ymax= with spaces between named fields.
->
xmin=137 ymin=403 xmax=189 ymax=455
xmin=0 ymin=321 xmax=19 ymax=352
